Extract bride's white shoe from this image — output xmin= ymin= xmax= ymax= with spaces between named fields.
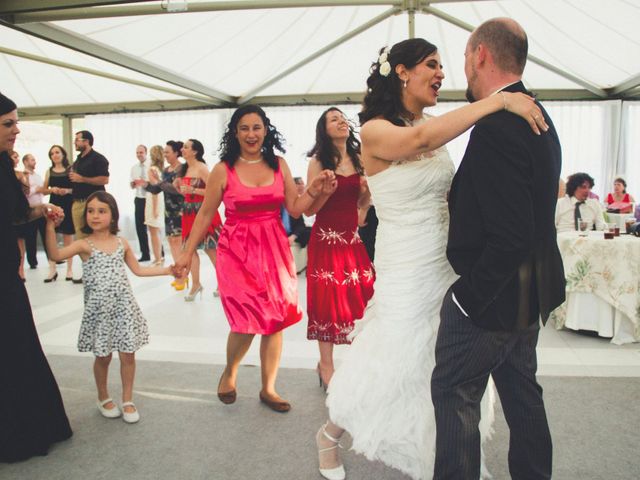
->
xmin=316 ymin=423 xmax=345 ymax=480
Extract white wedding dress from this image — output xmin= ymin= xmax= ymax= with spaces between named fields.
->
xmin=326 ymin=126 xmax=495 ymax=480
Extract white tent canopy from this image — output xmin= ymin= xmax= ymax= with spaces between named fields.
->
xmin=2 ymin=0 xmax=640 ymax=233
xmin=1 ymin=0 xmax=639 ymax=119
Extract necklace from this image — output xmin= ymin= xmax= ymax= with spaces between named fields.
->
xmin=239 ymin=156 xmax=262 ymax=165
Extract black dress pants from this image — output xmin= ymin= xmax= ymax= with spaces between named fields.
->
xmin=431 ymin=289 xmax=552 ymax=480
xmin=24 ymin=217 xmax=48 ymax=268
xmin=134 ymin=197 xmax=150 ymax=259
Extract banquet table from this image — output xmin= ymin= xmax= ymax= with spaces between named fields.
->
xmin=550 ymin=231 xmax=640 ymax=344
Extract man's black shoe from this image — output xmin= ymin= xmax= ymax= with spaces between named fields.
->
xmin=138 ymin=256 xmax=151 ymax=262
xmin=29 ymin=265 xmax=37 ymax=269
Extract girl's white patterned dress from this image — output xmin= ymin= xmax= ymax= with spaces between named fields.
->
xmin=78 ymin=238 xmax=149 ymax=356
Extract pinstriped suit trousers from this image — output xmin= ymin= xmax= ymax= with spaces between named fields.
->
xmin=431 ymin=288 xmax=552 ymax=480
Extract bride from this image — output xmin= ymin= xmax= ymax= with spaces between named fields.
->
xmin=314 ymin=38 xmax=547 ymax=480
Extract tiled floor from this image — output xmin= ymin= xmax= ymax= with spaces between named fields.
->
xmin=25 ymin=251 xmax=640 ymax=377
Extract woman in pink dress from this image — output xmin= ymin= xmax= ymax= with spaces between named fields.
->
xmin=305 ymin=107 xmax=375 ymax=389
xmin=175 ymin=105 xmax=335 ymax=412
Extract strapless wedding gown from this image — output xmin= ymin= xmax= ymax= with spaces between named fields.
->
xmin=326 ymin=136 xmax=495 ymax=480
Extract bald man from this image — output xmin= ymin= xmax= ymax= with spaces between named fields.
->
xmin=432 ymin=18 xmax=565 ymax=479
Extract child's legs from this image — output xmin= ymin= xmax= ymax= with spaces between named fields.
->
xmin=94 ymin=353 xmax=113 ymax=403
xmin=118 ymin=352 xmax=136 ymax=403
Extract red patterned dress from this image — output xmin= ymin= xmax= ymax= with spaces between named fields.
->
xmin=306 ymin=174 xmax=375 ymax=344
xmin=181 ymin=177 xmax=222 ymax=249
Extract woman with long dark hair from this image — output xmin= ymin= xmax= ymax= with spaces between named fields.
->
xmin=314 ymin=38 xmax=547 ymax=480
xmin=305 ymin=107 xmax=374 ymax=389
xmin=175 ymin=138 xmax=222 ymax=300
xmin=174 ymin=105 xmax=335 ymax=412
xmin=43 ymin=144 xmax=75 ymax=281
xmin=0 ymin=91 xmax=72 ymax=462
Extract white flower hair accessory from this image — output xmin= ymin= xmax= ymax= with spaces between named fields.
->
xmin=378 ymin=46 xmax=391 ymax=77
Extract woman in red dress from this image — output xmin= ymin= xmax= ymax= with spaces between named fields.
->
xmin=306 ymin=107 xmax=375 ymax=389
xmin=176 ymin=138 xmax=222 ymax=300
xmin=606 ymin=177 xmax=635 ymax=213
xmin=174 ymin=106 xmax=335 ymax=412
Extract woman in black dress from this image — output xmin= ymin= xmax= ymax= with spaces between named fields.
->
xmin=43 ymin=144 xmax=75 ymax=281
xmin=0 ymin=92 xmax=72 ymax=463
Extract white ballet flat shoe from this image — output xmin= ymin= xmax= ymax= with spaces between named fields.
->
xmin=122 ymin=401 xmax=140 ymax=424
xmin=97 ymin=398 xmax=121 ymax=419
xmin=316 ymin=423 xmax=346 ymax=480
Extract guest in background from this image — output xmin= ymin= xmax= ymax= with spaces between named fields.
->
xmin=22 ymin=153 xmax=50 ymax=272
xmin=606 ymin=177 xmax=635 ymax=213
xmin=556 ymin=172 xmax=605 ymax=233
xmin=70 ymin=130 xmax=109 ymax=285
xmin=176 ymin=138 xmax=222 ymax=301
xmin=282 ymin=177 xmax=312 ymax=273
xmin=0 ymin=90 xmax=72 ymax=463
xmin=11 ymin=149 xmax=29 ymax=281
xmin=558 ymin=177 xmax=566 ymax=199
xmin=145 ymin=145 xmax=165 ymax=265
xmin=305 ymin=107 xmax=375 ymax=389
xmin=146 ymin=140 xmax=186 ymax=290
xmin=130 ymin=145 xmax=150 ymax=262
xmin=43 ymin=145 xmax=75 ymax=281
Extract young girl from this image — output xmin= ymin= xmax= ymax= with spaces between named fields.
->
xmin=45 ymin=191 xmax=173 ymax=424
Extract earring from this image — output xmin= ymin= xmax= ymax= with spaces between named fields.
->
xmin=403 ymin=80 xmax=407 ymax=88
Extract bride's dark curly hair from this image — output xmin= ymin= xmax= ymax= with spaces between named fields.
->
xmin=307 ymin=107 xmax=363 ymax=175
xmin=218 ymin=105 xmax=286 ymax=171
xmin=359 ymin=38 xmax=438 ymax=127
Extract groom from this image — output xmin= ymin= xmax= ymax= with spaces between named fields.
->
xmin=431 ymin=18 xmax=565 ymax=479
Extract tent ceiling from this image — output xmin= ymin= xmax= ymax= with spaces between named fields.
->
xmin=1 ymin=0 xmax=639 ymax=119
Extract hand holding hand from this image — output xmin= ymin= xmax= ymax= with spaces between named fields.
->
xmin=43 ymin=204 xmax=64 ymax=226
xmin=172 ymin=253 xmax=192 ymax=280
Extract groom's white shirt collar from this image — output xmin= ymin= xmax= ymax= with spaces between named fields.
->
xmin=491 ymin=81 xmax=521 ymax=97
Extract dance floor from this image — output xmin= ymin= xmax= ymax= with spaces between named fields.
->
xmin=3 ymin=252 xmax=639 ymax=480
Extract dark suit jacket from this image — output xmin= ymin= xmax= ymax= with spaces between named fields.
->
xmin=447 ymin=81 xmax=566 ymax=331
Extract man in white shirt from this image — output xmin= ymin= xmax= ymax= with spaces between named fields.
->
xmin=22 ymin=153 xmax=49 ymax=269
xmin=555 ymin=172 xmax=606 ymax=233
xmin=130 ymin=145 xmax=150 ymax=262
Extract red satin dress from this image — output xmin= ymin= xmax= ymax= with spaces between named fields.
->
xmin=216 ymin=162 xmax=302 ymax=334
xmin=181 ymin=177 xmax=222 ymax=249
xmin=306 ymin=174 xmax=375 ymax=344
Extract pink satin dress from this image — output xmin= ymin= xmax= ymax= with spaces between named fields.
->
xmin=216 ymin=161 xmax=302 ymax=334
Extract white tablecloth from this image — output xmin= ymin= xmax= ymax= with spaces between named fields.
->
xmin=550 ymin=231 xmax=640 ymax=344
